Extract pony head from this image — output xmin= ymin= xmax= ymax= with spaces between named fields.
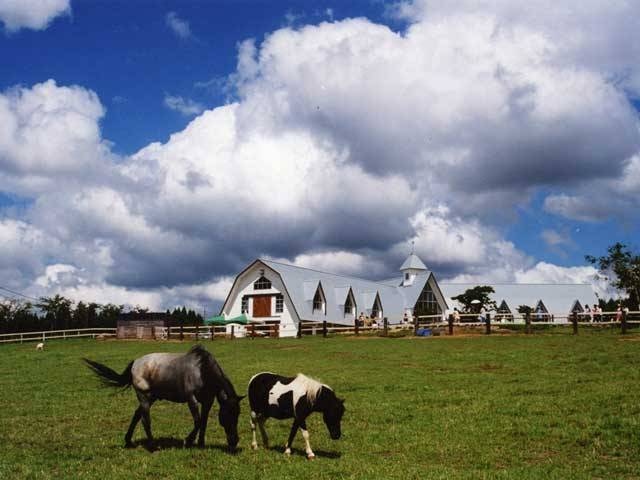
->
xmin=218 ymin=392 xmax=245 ymax=452
xmin=322 ymin=394 xmax=345 ymax=440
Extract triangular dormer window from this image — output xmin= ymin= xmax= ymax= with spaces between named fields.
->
xmin=344 ymin=289 xmax=356 ymax=317
xmin=370 ymin=293 xmax=383 ymax=319
xmin=313 ymin=283 xmax=326 ymax=315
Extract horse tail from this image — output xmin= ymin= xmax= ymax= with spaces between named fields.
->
xmin=83 ymin=358 xmax=133 ymax=390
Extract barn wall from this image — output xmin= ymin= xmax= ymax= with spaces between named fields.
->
xmin=223 ymin=263 xmax=299 ymax=338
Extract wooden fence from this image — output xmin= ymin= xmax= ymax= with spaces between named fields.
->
xmin=1 ymin=310 xmax=638 ymax=345
xmin=0 ymin=327 xmax=117 ymax=344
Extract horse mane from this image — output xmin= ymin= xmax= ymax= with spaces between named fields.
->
xmin=295 ymin=373 xmax=329 ymax=404
xmin=187 ymin=344 xmax=238 ymax=399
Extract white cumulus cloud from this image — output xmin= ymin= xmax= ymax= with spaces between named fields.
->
xmin=0 ymin=0 xmax=69 ymax=32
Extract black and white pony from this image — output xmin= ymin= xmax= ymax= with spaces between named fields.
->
xmin=248 ymin=372 xmax=345 ymax=459
xmin=84 ymin=345 xmax=244 ymax=451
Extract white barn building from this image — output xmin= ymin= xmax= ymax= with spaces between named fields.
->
xmin=440 ymin=283 xmax=597 ymax=320
xmin=220 ymin=254 xmax=448 ymax=338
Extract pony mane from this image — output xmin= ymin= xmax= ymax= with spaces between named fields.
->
xmin=295 ymin=373 xmax=328 ymax=404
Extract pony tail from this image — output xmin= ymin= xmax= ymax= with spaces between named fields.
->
xmin=83 ymin=358 xmax=133 ymax=390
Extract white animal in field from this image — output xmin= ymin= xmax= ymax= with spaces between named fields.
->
xmin=36 ymin=342 xmax=44 ymax=351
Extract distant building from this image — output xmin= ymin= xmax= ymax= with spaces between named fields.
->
xmin=440 ymin=283 xmax=597 ymax=319
xmin=221 ymin=254 xmax=598 ymax=336
xmin=220 ymin=254 xmax=448 ymax=337
xmin=117 ymin=312 xmax=169 ymax=339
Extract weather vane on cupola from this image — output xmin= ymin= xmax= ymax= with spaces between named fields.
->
xmin=410 ymin=240 xmax=415 ymax=255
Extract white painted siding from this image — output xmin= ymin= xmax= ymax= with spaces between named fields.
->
xmin=222 ymin=263 xmax=299 ymax=338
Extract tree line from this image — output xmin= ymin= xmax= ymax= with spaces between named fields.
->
xmin=0 ymin=294 xmax=204 ymax=334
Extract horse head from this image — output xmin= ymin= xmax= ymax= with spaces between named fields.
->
xmin=218 ymin=391 xmax=245 ymax=452
xmin=322 ymin=393 xmax=345 ymax=440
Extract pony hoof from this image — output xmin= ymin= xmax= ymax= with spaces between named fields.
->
xmin=251 ymin=443 xmax=258 ymax=450
xmin=284 ymin=449 xmax=291 ymax=456
xmin=124 ymin=442 xmax=135 ymax=449
xmin=307 ymin=454 xmax=316 ymax=460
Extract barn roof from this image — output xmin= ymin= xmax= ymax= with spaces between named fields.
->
xmin=260 ymin=259 xmax=437 ymax=324
xmin=440 ymin=283 xmax=597 ymax=315
xmin=400 ymin=253 xmax=427 ymax=271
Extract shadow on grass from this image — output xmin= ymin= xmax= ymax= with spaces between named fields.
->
xmin=265 ymin=445 xmax=342 ymax=459
xmin=126 ymin=437 xmax=242 ymax=454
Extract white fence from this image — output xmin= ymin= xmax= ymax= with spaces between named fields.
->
xmin=0 ymin=327 xmax=117 ymax=344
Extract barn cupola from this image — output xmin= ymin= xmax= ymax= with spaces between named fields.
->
xmin=400 ymin=252 xmax=427 ymax=286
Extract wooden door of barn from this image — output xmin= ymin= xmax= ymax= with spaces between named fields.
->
xmin=253 ymin=295 xmax=272 ymax=317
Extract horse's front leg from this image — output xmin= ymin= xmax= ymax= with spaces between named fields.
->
xmin=284 ymin=419 xmax=301 ymax=456
xmin=185 ymin=396 xmax=201 ymax=447
xmin=299 ymin=420 xmax=315 ymax=459
xmin=197 ymin=399 xmax=213 ymax=448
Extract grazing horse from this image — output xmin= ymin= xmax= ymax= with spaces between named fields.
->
xmin=248 ymin=372 xmax=345 ymax=459
xmin=84 ymin=344 xmax=244 ymax=451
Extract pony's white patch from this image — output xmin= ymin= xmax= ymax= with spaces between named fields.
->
xmin=268 ymin=373 xmax=326 ymax=408
xmin=36 ymin=342 xmax=44 ymax=351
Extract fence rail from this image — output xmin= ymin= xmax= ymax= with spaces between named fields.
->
xmin=2 ymin=310 xmax=639 ymax=345
xmin=0 ymin=327 xmax=117 ymax=344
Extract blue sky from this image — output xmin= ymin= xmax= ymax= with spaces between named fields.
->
xmin=1 ymin=0 xmax=639 ymax=309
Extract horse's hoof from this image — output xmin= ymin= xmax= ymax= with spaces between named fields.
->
xmin=251 ymin=443 xmax=258 ymax=450
xmin=284 ymin=448 xmax=291 ymax=456
xmin=307 ymin=454 xmax=316 ymax=460
xmin=124 ymin=442 xmax=135 ymax=449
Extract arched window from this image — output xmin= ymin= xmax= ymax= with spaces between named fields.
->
xmin=254 ymin=276 xmax=271 ymax=290
xmin=313 ymin=284 xmax=326 ymax=315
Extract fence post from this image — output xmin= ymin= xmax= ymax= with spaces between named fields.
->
xmin=485 ymin=312 xmax=491 ymax=335
xmin=180 ymin=323 xmax=184 ymax=341
xmin=210 ymin=326 xmax=214 ymax=340
xmin=413 ymin=316 xmax=419 ymax=336
xmin=354 ymin=317 xmax=359 ymax=336
xmin=383 ymin=317 xmax=388 ymax=337
xmin=322 ymin=321 xmax=327 ymax=338
xmin=297 ymin=321 xmax=302 ymax=339
xmin=195 ymin=322 xmax=199 ymax=341
xmin=525 ymin=312 xmax=531 ymax=334
xmin=230 ymin=325 xmax=235 ymax=339
xmin=167 ymin=324 xmax=171 ymax=340
xmin=621 ymin=309 xmax=628 ymax=335
xmin=448 ymin=314 xmax=454 ymax=336
xmin=572 ymin=311 xmax=578 ymax=335
xmin=20 ymin=333 xmax=23 ymax=344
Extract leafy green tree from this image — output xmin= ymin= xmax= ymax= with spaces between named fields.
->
xmin=99 ymin=303 xmax=123 ymax=328
xmin=0 ymin=299 xmax=38 ymax=333
xmin=36 ymin=295 xmax=73 ymax=330
xmin=517 ymin=305 xmax=533 ymax=315
xmin=586 ymin=242 xmax=640 ymax=309
xmin=451 ymin=286 xmax=497 ymax=312
xmin=73 ymin=301 xmax=89 ymax=329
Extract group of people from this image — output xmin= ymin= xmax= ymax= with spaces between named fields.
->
xmin=582 ymin=303 xmax=629 ymax=322
xmin=357 ymin=312 xmax=379 ymax=328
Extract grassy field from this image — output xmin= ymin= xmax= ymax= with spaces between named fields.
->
xmin=1 ymin=332 xmax=639 ymax=479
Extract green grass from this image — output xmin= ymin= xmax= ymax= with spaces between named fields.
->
xmin=1 ymin=333 xmax=640 ymax=479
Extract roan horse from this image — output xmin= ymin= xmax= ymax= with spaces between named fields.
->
xmin=84 ymin=344 xmax=244 ymax=451
xmin=248 ymin=372 xmax=345 ymax=459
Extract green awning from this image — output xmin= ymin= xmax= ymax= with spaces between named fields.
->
xmin=204 ymin=314 xmax=249 ymax=325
